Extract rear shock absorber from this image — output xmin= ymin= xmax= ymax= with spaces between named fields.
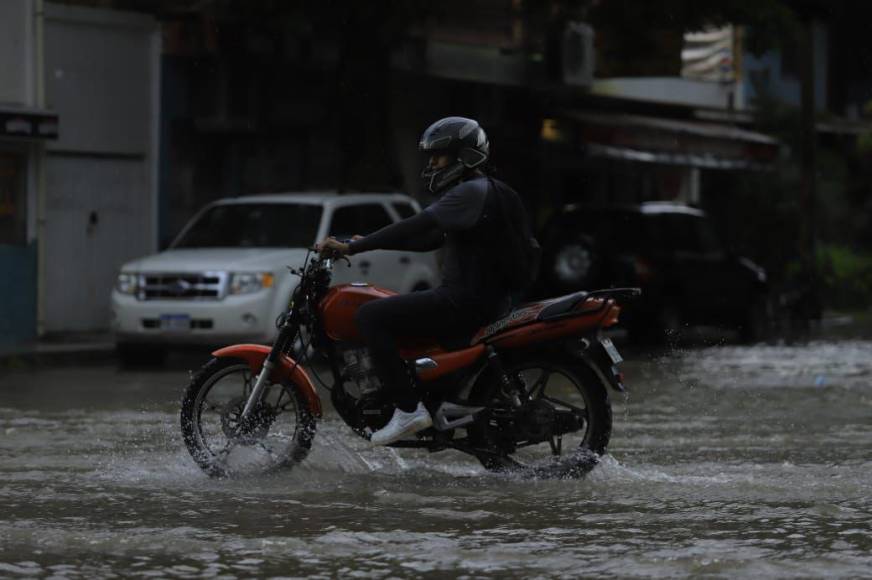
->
xmin=486 ymin=345 xmax=522 ymax=407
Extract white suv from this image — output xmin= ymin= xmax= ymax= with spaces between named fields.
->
xmin=111 ymin=193 xmax=440 ymax=362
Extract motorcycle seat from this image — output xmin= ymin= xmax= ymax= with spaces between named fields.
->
xmin=535 ymin=291 xmax=590 ymax=321
xmin=468 ymin=290 xmax=592 ymax=345
xmin=438 ymin=291 xmax=594 ymax=350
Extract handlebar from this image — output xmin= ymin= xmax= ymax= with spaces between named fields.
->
xmin=313 ymin=236 xmax=354 ymax=266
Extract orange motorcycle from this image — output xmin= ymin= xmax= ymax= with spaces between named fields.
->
xmin=181 ymin=250 xmax=639 ymax=478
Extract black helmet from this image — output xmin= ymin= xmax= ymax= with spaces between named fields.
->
xmin=419 ymin=116 xmax=489 ymax=194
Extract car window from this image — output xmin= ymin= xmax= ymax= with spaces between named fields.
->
xmin=330 ymin=203 xmax=393 ymax=237
xmin=695 ymin=218 xmax=723 ymax=254
xmin=653 ymin=214 xmax=720 ymax=254
xmin=391 ymin=202 xmax=417 ymax=219
xmin=172 ymin=203 xmax=323 ymax=248
xmin=563 ymin=210 xmax=647 ymax=253
xmin=605 ymin=212 xmax=648 ymax=253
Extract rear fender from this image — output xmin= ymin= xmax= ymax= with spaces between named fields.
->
xmin=568 ymin=337 xmax=626 ymax=393
xmin=212 ymin=344 xmax=323 ymax=417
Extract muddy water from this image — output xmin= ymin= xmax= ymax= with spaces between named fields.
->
xmin=1 ymin=341 xmax=871 ymax=578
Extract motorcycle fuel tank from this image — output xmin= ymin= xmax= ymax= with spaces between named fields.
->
xmin=319 ymin=283 xmax=396 ymax=342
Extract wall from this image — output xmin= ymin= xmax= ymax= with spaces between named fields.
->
xmin=0 ymin=0 xmax=38 ymax=345
xmin=0 ymin=0 xmax=35 ymax=108
xmin=42 ymin=3 xmax=159 ymax=333
xmin=0 ymin=244 xmax=37 ymax=345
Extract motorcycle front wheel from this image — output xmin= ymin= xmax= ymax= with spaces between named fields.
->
xmin=180 ymin=357 xmax=317 ymax=478
xmin=468 ymin=356 xmax=612 ymax=478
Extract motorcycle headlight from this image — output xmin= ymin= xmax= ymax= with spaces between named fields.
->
xmin=229 ymin=272 xmax=275 ymax=295
xmin=115 ymin=272 xmax=139 ymax=295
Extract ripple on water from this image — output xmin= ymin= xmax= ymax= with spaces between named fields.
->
xmin=675 ymin=340 xmax=872 ymax=390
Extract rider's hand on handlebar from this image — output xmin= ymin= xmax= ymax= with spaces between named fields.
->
xmin=315 ymin=236 xmax=351 ymax=258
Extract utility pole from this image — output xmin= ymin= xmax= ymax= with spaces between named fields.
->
xmin=799 ymin=18 xmax=817 ymax=270
xmin=798 ymin=15 xmax=821 ymax=324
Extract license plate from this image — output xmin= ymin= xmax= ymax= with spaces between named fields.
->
xmin=600 ymin=337 xmax=623 ymax=364
xmin=160 ymin=314 xmax=191 ymax=332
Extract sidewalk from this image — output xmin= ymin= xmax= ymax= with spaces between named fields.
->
xmin=0 ymin=331 xmax=116 ymax=367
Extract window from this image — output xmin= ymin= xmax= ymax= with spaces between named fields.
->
xmin=329 ymin=204 xmax=393 ymax=238
xmin=0 ymin=152 xmax=26 ymax=245
xmin=172 ymin=203 xmax=323 ymax=248
xmin=391 ymin=202 xmax=417 ymax=219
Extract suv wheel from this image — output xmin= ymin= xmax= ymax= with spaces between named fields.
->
xmin=551 ymin=236 xmax=598 ymax=290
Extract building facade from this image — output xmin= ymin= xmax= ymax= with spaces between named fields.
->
xmin=0 ymin=0 xmax=159 ymax=343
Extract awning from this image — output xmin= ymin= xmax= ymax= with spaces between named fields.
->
xmin=554 ymin=110 xmax=779 ymax=170
xmin=584 ymin=143 xmax=768 ymax=170
xmin=0 ymin=107 xmax=59 ymax=141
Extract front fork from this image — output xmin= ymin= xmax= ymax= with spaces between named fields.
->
xmin=240 ymin=358 xmax=277 ymax=419
xmin=239 ymin=322 xmax=297 ymax=421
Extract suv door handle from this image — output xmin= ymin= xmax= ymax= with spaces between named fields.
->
xmin=359 ymin=260 xmax=371 ymax=268
xmin=399 ymin=256 xmax=410 ymax=265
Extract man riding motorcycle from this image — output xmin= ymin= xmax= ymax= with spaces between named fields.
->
xmin=317 ymin=116 xmax=536 ymax=445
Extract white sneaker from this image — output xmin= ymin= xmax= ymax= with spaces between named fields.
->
xmin=370 ymin=402 xmax=433 ymax=446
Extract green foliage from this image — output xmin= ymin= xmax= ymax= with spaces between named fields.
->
xmin=817 ymin=245 xmax=872 ymax=309
xmin=857 ymin=131 xmax=872 ymax=157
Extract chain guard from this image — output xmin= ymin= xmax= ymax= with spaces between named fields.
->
xmin=517 ymin=399 xmax=557 ymax=442
xmin=486 ymin=399 xmax=586 ymax=450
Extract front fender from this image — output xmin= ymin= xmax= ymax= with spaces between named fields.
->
xmin=212 ymin=344 xmax=322 ymax=418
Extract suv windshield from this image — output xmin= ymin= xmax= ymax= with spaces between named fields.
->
xmin=172 ymin=203 xmax=323 ymax=248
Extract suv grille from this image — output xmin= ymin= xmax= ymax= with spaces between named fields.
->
xmin=139 ymin=272 xmax=227 ymax=301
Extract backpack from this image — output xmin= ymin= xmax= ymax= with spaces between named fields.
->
xmin=487 ymin=178 xmax=541 ymax=299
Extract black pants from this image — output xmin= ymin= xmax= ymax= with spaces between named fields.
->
xmin=355 ymin=289 xmax=485 ymax=412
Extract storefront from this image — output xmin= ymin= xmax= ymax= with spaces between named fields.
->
xmin=0 ymin=107 xmax=58 ymax=344
xmin=537 ymin=107 xmax=779 ymax=213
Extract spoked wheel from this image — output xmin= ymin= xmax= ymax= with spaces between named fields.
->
xmin=469 ymin=358 xmax=611 ymax=478
xmin=180 ymin=357 xmax=316 ymax=478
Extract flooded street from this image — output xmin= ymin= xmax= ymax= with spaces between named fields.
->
xmin=2 ymin=340 xmax=871 ymax=578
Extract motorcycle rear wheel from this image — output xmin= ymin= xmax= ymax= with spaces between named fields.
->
xmin=180 ymin=357 xmax=317 ymax=478
xmin=468 ymin=356 xmax=612 ymax=478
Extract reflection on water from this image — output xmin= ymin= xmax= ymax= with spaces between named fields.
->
xmin=1 ymin=341 xmax=871 ymax=577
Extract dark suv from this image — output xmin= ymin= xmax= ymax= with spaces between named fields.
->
xmin=535 ymin=202 xmax=769 ymax=342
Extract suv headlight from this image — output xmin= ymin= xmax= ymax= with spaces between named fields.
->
xmin=229 ymin=272 xmax=274 ymax=295
xmin=115 ymin=272 xmax=139 ymax=295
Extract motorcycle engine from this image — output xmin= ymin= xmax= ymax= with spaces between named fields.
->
xmin=334 ymin=345 xmax=393 ymax=432
xmin=339 ymin=346 xmax=382 ymax=398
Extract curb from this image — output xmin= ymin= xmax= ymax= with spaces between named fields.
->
xmin=0 ymin=344 xmax=117 ymax=369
